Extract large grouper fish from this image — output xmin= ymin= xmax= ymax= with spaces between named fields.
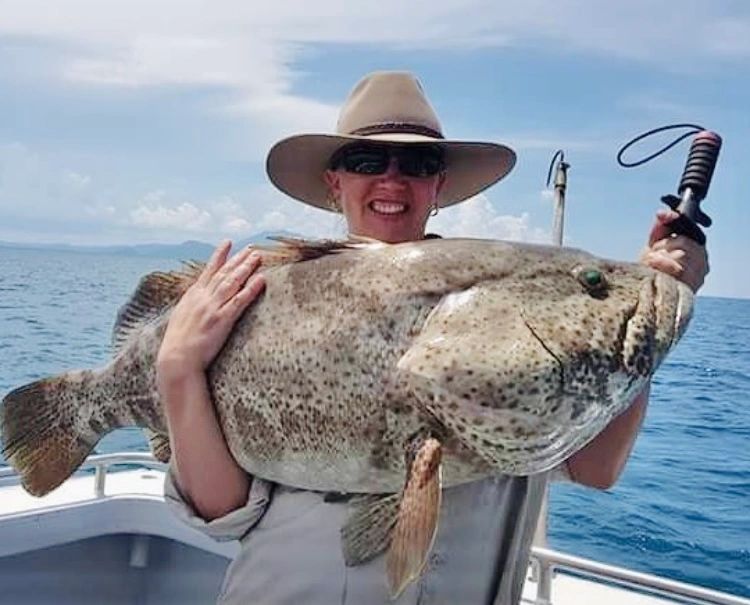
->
xmin=1 ymin=237 xmax=693 ymax=596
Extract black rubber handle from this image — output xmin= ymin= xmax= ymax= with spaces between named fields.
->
xmin=660 ymin=130 xmax=721 ymax=245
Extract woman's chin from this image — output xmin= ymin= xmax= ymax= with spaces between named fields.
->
xmin=367 ymin=223 xmax=423 ymax=243
xmin=349 ymin=208 xmax=426 ymax=242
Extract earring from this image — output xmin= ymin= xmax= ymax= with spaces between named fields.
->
xmin=327 ymin=193 xmax=341 ymax=213
xmin=430 ymin=203 xmax=439 ymax=217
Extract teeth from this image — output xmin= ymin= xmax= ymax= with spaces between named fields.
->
xmin=370 ymin=201 xmax=407 ymax=215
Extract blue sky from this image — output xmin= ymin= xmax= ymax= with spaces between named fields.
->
xmin=0 ymin=0 xmax=748 ymax=298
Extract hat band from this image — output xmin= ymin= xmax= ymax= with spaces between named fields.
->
xmin=348 ymin=122 xmax=444 ymax=139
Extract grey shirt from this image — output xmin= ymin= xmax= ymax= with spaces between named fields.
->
xmin=164 ymin=470 xmax=549 ymax=605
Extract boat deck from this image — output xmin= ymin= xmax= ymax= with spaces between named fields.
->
xmin=0 ymin=455 xmax=747 ymax=605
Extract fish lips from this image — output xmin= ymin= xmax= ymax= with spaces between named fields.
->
xmin=647 ymin=271 xmax=694 ymax=372
xmin=657 ymin=271 xmax=694 ymax=351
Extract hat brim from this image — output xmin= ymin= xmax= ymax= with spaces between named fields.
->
xmin=266 ymin=133 xmax=516 ymax=211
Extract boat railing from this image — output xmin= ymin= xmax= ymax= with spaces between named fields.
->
xmin=529 ymin=547 xmax=749 ymax=605
xmin=1 ymin=454 xmax=748 ymax=605
xmin=0 ymin=452 xmax=167 ymax=497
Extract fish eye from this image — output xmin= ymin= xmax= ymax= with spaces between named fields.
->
xmin=575 ymin=267 xmax=608 ymax=293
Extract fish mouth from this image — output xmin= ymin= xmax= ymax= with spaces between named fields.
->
xmin=654 ymin=271 xmax=694 ymax=353
xmin=620 ymin=272 xmax=694 ymax=377
xmin=671 ymin=277 xmax=694 ymax=348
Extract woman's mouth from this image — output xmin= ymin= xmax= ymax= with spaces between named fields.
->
xmin=369 ymin=200 xmax=408 ymax=215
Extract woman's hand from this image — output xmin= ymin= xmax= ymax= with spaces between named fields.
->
xmin=157 ymin=241 xmax=266 ymax=378
xmin=156 ymin=241 xmax=262 ymax=519
xmin=639 ymin=210 xmax=709 ymax=293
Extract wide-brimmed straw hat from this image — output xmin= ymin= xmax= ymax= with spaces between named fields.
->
xmin=266 ymin=71 xmax=516 ymax=211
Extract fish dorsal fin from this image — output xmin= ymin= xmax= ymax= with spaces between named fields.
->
xmin=112 ymin=237 xmax=381 ymax=352
xmin=252 ymin=236 xmax=384 ymax=267
xmin=112 ymin=261 xmax=204 ymax=353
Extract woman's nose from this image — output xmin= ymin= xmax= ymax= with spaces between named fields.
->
xmin=382 ymin=157 xmax=405 ymax=181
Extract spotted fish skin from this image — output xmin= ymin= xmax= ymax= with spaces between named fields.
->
xmin=1 ymin=238 xmax=693 ymax=497
xmin=209 ymin=238 xmax=692 ymax=493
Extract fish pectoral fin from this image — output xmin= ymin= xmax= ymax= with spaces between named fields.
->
xmin=386 ymin=436 xmax=443 ymax=599
xmin=340 ymin=437 xmax=443 ymax=599
xmin=341 ymin=493 xmax=400 ymax=566
xmin=145 ymin=429 xmax=171 ymax=463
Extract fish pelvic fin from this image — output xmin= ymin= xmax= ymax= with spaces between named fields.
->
xmin=342 ymin=493 xmax=400 ymax=567
xmin=386 ymin=436 xmax=443 ymax=599
xmin=1 ymin=372 xmax=116 ymax=496
xmin=112 ymin=262 xmax=204 ymax=353
xmin=340 ymin=436 xmax=443 ymax=600
xmin=145 ymin=428 xmax=171 ymax=463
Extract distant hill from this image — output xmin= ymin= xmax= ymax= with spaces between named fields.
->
xmin=0 ymin=230 xmax=302 ymax=260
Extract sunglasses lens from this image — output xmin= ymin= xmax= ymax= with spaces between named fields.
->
xmin=340 ymin=150 xmax=389 ymax=175
xmin=332 ymin=145 xmax=444 ymax=177
xmin=398 ymin=150 xmax=444 ymax=177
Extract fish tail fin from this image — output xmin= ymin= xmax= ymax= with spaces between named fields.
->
xmin=1 ymin=371 xmax=114 ymax=496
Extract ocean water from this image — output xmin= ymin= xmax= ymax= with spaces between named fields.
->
xmin=0 ymin=247 xmax=748 ymax=597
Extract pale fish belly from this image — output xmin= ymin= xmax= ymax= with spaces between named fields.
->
xmin=237 ymin=451 xmax=406 ymax=493
xmin=232 ymin=440 xmax=495 ymax=494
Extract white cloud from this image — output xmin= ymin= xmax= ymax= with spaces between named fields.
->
xmin=429 ymin=193 xmax=549 ymax=242
xmin=123 ymin=185 xmax=344 ymax=241
xmin=0 ymin=141 xmax=341 ymax=243
xmin=503 ymin=134 xmax=607 ymax=154
xmin=1 ymin=1 xmax=745 ymax=248
xmin=224 ymin=217 xmax=252 ymax=233
xmin=0 ymin=143 xmax=95 ymax=216
xmin=130 ymin=200 xmax=212 ymax=231
xmin=238 ymin=185 xmax=345 ymax=238
xmin=62 ymin=170 xmax=91 ymax=190
xmin=84 ymin=203 xmax=115 ymax=218
xmin=705 ymin=18 xmax=750 ymax=56
xmin=1 ymin=1 xmax=746 ymax=146
xmin=617 ymin=94 xmax=702 ymax=118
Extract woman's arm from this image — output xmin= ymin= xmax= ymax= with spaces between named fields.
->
xmin=159 ymin=367 xmax=251 ymax=520
xmin=157 ymin=241 xmax=266 ymax=520
xmin=566 ymin=386 xmax=649 ymax=489
xmin=565 ymin=210 xmax=709 ymax=489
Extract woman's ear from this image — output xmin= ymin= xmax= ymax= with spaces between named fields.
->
xmin=436 ymin=171 xmax=447 ymax=196
xmin=324 ymin=169 xmax=341 ymax=197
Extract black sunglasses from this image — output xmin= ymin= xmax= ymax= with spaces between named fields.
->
xmin=329 ymin=144 xmax=445 ymax=178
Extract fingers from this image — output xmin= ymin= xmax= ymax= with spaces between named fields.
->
xmin=160 ymin=242 xmax=266 ymax=374
xmin=220 ymin=245 xmax=256 ymax=275
xmin=197 ymin=241 xmax=261 ymax=299
xmin=646 ymin=209 xmax=681 ymax=247
xmin=650 ymin=233 xmax=699 ymax=256
xmin=223 ymin=273 xmax=266 ymax=318
xmin=641 ymin=249 xmax=684 ymax=277
xmin=642 ymin=210 xmax=709 ymax=293
xmin=198 ymin=240 xmax=232 ymax=285
xmin=213 ymin=251 xmax=262 ymax=299
xmin=641 ymin=245 xmax=708 ymax=292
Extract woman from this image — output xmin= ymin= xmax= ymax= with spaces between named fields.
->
xmin=160 ymin=72 xmax=708 ymax=604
